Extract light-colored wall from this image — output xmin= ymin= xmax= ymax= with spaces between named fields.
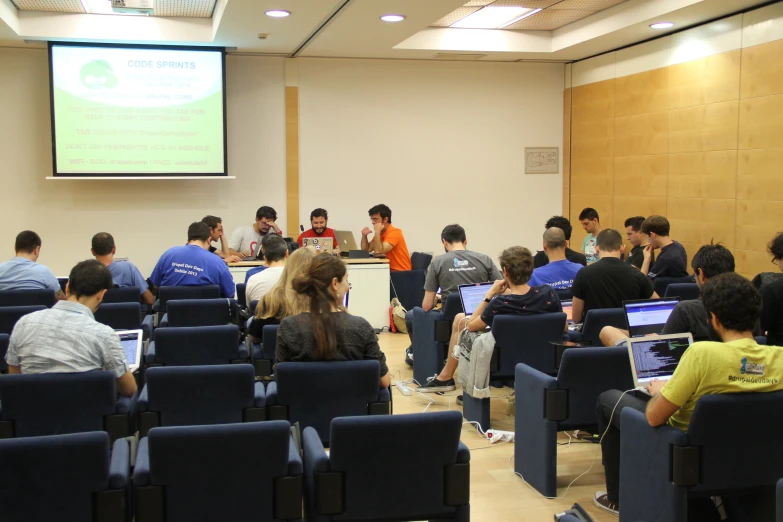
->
xmin=0 ymin=50 xmax=287 ymax=276
xmin=565 ymin=1 xmax=783 ymax=278
xmin=297 ymin=58 xmax=565 ymax=261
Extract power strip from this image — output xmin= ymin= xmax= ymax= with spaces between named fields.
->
xmin=486 ymin=429 xmax=514 ymax=443
xmin=395 ymin=381 xmax=412 ymax=396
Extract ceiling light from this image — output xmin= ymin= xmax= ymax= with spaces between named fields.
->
xmin=265 ymin=10 xmax=291 ymax=18
xmin=380 ymin=14 xmax=405 ymax=23
xmin=650 ymin=22 xmax=674 ymax=29
xmin=451 ymin=6 xmax=539 ymax=29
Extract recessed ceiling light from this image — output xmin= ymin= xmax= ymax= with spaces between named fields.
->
xmin=265 ymin=10 xmax=291 ymax=18
xmin=451 ymin=6 xmax=539 ymax=29
xmin=650 ymin=22 xmax=674 ymax=29
xmin=380 ymin=14 xmax=405 ymax=22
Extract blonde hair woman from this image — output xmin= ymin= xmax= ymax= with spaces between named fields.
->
xmin=247 ymin=246 xmax=318 ymax=340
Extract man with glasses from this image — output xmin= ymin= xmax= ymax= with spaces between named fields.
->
xmin=761 ymin=232 xmax=783 ymax=345
xmin=361 ymin=204 xmax=411 ymax=271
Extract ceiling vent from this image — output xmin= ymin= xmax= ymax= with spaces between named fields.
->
xmin=432 ymin=53 xmax=487 ymax=60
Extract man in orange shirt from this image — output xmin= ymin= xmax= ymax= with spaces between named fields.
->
xmin=361 ymin=204 xmax=412 ymax=271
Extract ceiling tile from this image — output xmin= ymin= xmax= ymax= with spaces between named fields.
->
xmin=430 ymin=6 xmax=481 ymax=27
xmin=505 ymin=8 xmax=597 ymax=30
xmin=490 ymin=0 xmax=561 ymax=7
xmin=548 ymin=0 xmax=627 ymax=10
xmin=154 ymin=0 xmax=216 ymax=17
xmin=463 ymin=0 xmax=494 ymax=5
xmin=12 ymin=0 xmax=85 ymax=13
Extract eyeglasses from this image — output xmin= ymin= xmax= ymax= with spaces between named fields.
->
xmin=370 ymin=218 xmax=382 ymax=224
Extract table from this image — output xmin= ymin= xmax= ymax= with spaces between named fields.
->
xmin=228 ymin=258 xmax=391 ymax=330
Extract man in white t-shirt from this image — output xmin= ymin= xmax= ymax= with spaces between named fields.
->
xmin=228 ymin=206 xmax=282 ymax=258
xmin=246 ymin=234 xmax=288 ymax=304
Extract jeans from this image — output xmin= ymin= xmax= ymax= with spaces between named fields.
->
xmin=405 ymin=309 xmax=414 ymax=346
xmin=596 ymin=389 xmax=650 ymax=504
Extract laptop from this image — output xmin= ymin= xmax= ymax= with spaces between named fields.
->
xmin=458 ymin=282 xmax=494 ymax=316
xmin=623 ymin=298 xmax=680 ymax=338
xmin=627 ymin=333 xmax=693 ymax=392
xmin=334 ymin=230 xmax=359 ymax=251
xmin=302 ymin=236 xmax=334 ymax=254
xmin=117 ymin=329 xmax=143 ymax=372
xmin=561 ymin=299 xmax=574 ymax=325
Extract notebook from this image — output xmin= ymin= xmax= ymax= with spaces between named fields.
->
xmin=627 ymin=333 xmax=693 ymax=391
xmin=458 ymin=282 xmax=494 ymax=316
xmin=623 ymin=298 xmax=680 ymax=338
xmin=117 ymin=329 xmax=143 ymax=372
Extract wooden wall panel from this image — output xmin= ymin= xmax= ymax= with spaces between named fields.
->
xmin=285 ymin=86 xmax=299 ymax=237
xmin=572 ymin=79 xmax=614 ymax=123
xmin=613 ymin=155 xmax=667 ymax=197
xmin=740 ymin=38 xmax=783 ymax=99
xmin=738 ymin=94 xmax=783 ymax=150
xmin=615 ymin=68 xmax=669 ymax=117
xmin=612 ymin=196 xmax=667 ymax=232
xmin=668 ymin=151 xmax=737 ymax=199
xmin=571 ymin=119 xmax=614 ymax=158
xmin=737 ymin=149 xmax=783 ymax=201
xmin=571 ymin=157 xmax=613 ymax=195
xmin=614 ymin=111 xmax=668 ymax=157
xmin=669 ymin=51 xmax=741 ymax=109
xmin=563 ymin=88 xmax=572 ymax=219
xmin=668 ymin=101 xmax=738 ymax=153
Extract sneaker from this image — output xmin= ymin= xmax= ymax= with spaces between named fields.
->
xmin=418 ymin=375 xmax=456 ymax=392
xmin=456 ymin=394 xmax=463 ymax=406
xmin=593 ymin=491 xmax=619 ymax=517
xmin=404 ymin=346 xmax=414 ymax=367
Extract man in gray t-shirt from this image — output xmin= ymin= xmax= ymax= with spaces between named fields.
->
xmin=405 ymin=224 xmax=502 ymax=366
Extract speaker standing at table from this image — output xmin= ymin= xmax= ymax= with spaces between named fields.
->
xmin=360 ymin=204 xmax=411 ymax=272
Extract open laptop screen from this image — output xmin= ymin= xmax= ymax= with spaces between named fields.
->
xmin=561 ymin=299 xmax=573 ymax=324
xmin=624 ymin=298 xmax=679 ymax=337
xmin=458 ymin=283 xmax=493 ymax=316
xmin=628 ymin=334 xmax=691 ymax=384
xmin=117 ymin=329 xmax=143 ymax=371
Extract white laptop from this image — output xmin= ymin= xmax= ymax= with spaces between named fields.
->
xmin=334 ymin=230 xmax=359 ymax=251
xmin=117 ymin=329 xmax=143 ymax=372
xmin=627 ymin=333 xmax=693 ymax=393
xmin=302 ymin=236 xmax=334 ymax=254
xmin=457 ymin=282 xmax=494 ymax=316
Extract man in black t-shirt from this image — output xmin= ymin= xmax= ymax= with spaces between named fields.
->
xmin=640 ymin=215 xmax=688 ymax=279
xmin=571 ymin=229 xmax=655 ymax=323
xmin=624 ymin=216 xmax=654 ymax=269
xmin=533 ymin=216 xmax=587 ymax=268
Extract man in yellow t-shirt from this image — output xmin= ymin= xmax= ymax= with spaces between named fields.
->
xmin=593 ymin=272 xmax=783 ymax=517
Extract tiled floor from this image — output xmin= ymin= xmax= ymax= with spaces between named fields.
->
xmin=380 ymin=332 xmax=616 ymax=522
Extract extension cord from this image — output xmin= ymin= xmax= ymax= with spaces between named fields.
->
xmin=486 ymin=429 xmax=514 ymax=443
xmin=395 ymin=382 xmax=411 ymax=396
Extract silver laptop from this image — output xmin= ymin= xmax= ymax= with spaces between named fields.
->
xmin=623 ymin=298 xmax=680 ymax=338
xmin=117 ymin=329 xmax=143 ymax=372
xmin=457 ymin=282 xmax=494 ymax=316
xmin=627 ymin=333 xmax=693 ymax=393
xmin=302 ymin=236 xmax=334 ymax=254
xmin=334 ymin=230 xmax=358 ymax=251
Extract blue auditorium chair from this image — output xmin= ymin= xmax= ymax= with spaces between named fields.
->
xmin=145 ymin=325 xmax=247 ymax=366
xmin=251 ymin=324 xmax=278 ymax=378
xmin=390 ymin=269 xmax=426 ymax=312
xmin=136 ymin=364 xmax=265 ymax=436
xmin=94 ymin=302 xmax=153 ymax=340
xmin=777 ymin=478 xmax=783 ymax=522
xmin=411 ymin=251 xmax=433 ymax=271
xmin=0 ymin=304 xmax=46 ymax=335
xmin=410 ymin=293 xmax=463 ymax=386
xmin=302 ymin=411 xmax=469 ymax=522
xmin=664 ymin=283 xmax=700 ymax=301
xmin=154 ymin=285 xmax=220 ymax=313
xmin=159 ymin=298 xmax=235 ymax=328
xmin=462 ymin=313 xmax=567 ymax=431
xmin=653 ymin=275 xmax=694 ymax=298
xmin=133 ymin=421 xmax=302 ymax=522
xmin=236 ymin=283 xmax=247 ymax=309
xmin=0 ymin=289 xmax=56 ymax=308
xmin=0 ymin=371 xmax=132 ymax=442
xmin=567 ymin=308 xmax=626 ymax=345
xmin=0 ymin=431 xmax=129 ymax=522
xmin=266 ymin=361 xmax=390 ymax=445
xmin=514 ymin=347 xmax=634 ymax=497
xmin=0 ymin=334 xmax=8 ymax=373
xmin=103 ymin=286 xmax=142 ymax=304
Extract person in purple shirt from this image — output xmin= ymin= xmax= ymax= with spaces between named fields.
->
xmin=91 ymin=232 xmax=155 ymax=310
xmin=528 ymin=227 xmax=583 ymax=297
xmin=149 ymin=222 xmax=235 ymax=298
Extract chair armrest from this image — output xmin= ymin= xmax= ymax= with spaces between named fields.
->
xmin=289 ymin=433 xmax=304 ymax=475
xmin=109 ymin=438 xmax=130 ymax=489
xmin=254 ymin=382 xmax=266 ymax=408
xmin=377 ymin=386 xmax=390 ymax=403
xmin=135 ymin=385 xmax=149 ymax=413
xmin=115 ymin=395 xmax=133 ymax=415
xmin=158 ymin=314 xmax=168 ymax=328
xmin=141 ymin=315 xmax=154 ymax=341
xmin=133 ymin=437 xmax=151 ymax=486
xmin=303 ymin=427 xmax=329 ymax=474
xmin=456 ymin=440 xmax=471 ymax=464
xmin=145 ymin=342 xmax=156 ymax=364
xmin=265 ymin=381 xmax=278 ymax=405
xmin=237 ymin=341 xmax=249 ymax=360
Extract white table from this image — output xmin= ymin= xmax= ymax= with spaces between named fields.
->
xmin=228 ymin=259 xmax=391 ymax=330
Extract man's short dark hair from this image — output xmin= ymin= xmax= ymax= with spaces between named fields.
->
xmin=67 ymin=260 xmax=113 ymax=299
xmin=441 ymin=224 xmax=466 ymax=244
xmin=641 ymin=215 xmax=670 ymax=237
xmin=15 ymin=231 xmax=41 ymax=254
xmin=700 ymin=273 xmax=761 ymax=332
xmin=596 ymin=229 xmax=623 ymax=252
xmin=201 ymin=215 xmax=222 ymax=229
xmin=768 ymin=232 xmax=783 ymax=261
xmin=579 ymin=208 xmax=599 ymax=222
xmin=368 ymin=204 xmax=392 ymax=223
xmin=544 ymin=216 xmax=573 ymax=240
xmin=310 ymin=208 xmax=328 ymax=221
xmin=261 ymin=234 xmax=288 ymax=263
xmin=543 ymin=228 xmax=566 ymax=250
xmin=187 ymin=222 xmax=211 ymax=242
xmin=624 ymin=216 xmax=646 ymax=231
xmin=499 ymin=246 xmax=534 ymax=285
xmin=91 ymin=232 xmax=115 ymax=256
xmin=692 ymin=243 xmax=735 ymax=279
xmin=256 ymin=206 xmax=277 ymax=221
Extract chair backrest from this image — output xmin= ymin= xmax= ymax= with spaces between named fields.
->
xmin=236 ymin=283 xmax=247 ymax=309
xmin=0 ymin=371 xmax=118 ymax=437
xmin=102 ymin=286 xmax=140 ymax=304
xmin=275 ymin=361 xmax=381 ymax=444
xmin=441 ymin=293 xmax=463 ymax=323
xmin=329 ymin=411 xmax=464 ymax=521
xmin=0 ymin=431 xmax=111 ymax=521
xmin=0 ymin=289 xmax=55 ymax=308
xmin=557 ymin=347 xmax=634 ymax=427
xmin=166 ymin=298 xmax=233 ymax=327
xmin=154 ymin=325 xmax=242 ymax=366
xmin=146 ymin=365 xmax=256 ymax=427
xmin=492 ymin=313 xmax=567 ymax=376
xmin=145 ymin=421 xmax=294 ymax=521
xmin=157 ymin=285 xmax=220 ymax=311
xmin=0 ymin=334 xmax=7 ymax=373
xmin=664 ymin=283 xmax=700 ymax=300
xmin=411 ymin=252 xmax=433 ymax=271
xmin=260 ymin=324 xmax=279 ymax=361
xmin=94 ymin=302 xmax=141 ymax=330
xmin=0 ymin=305 xmax=46 ymax=335
xmin=249 ymin=300 xmax=259 ymax=316
xmin=390 ymin=269 xmax=426 ymax=312
xmin=653 ymin=275 xmax=694 ymax=298
xmin=686 ymin=391 xmax=783 ymax=493
xmin=580 ymin=308 xmax=626 ymax=345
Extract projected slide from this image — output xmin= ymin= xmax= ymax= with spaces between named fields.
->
xmin=50 ymin=44 xmax=226 ymax=176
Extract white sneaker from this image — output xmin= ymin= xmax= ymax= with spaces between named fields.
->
xmin=593 ymin=491 xmax=619 ymax=517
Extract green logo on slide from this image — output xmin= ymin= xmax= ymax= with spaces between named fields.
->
xmin=79 ymin=60 xmax=118 ymax=89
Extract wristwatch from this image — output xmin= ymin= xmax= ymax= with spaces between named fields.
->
xmin=483 ymin=296 xmax=492 ymax=303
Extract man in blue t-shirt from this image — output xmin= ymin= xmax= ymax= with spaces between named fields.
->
xmin=91 ymin=232 xmax=155 ymax=310
xmin=0 ymin=231 xmax=65 ymax=300
xmin=529 ymin=227 xmax=583 ymax=297
xmin=150 ymin=222 xmax=236 ymax=298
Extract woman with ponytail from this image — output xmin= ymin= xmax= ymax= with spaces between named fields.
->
xmin=275 ymin=254 xmax=391 ymax=388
